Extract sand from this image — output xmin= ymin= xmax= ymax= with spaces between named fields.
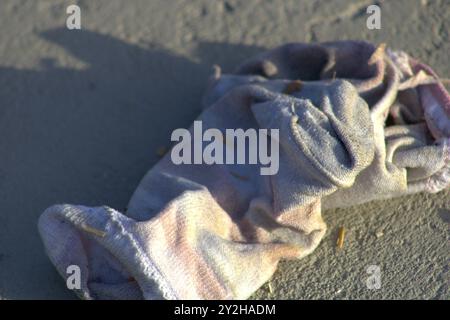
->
xmin=0 ymin=0 xmax=448 ymax=299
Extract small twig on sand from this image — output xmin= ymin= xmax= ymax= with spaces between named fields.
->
xmin=336 ymin=227 xmax=346 ymax=249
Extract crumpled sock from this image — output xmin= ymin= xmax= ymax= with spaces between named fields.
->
xmin=38 ymin=40 xmax=449 ymax=300
xmin=39 ymin=78 xmax=373 ymax=299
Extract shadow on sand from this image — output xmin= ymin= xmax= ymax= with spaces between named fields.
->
xmin=0 ymin=28 xmax=264 ymax=299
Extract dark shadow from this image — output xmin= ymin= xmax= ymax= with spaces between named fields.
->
xmin=438 ymin=209 xmax=450 ymax=224
xmin=0 ymin=28 xmax=264 ymax=299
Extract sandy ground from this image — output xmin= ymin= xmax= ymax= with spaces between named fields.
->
xmin=0 ymin=0 xmax=448 ymax=299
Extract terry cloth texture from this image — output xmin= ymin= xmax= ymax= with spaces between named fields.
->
xmin=38 ymin=40 xmax=450 ymax=300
